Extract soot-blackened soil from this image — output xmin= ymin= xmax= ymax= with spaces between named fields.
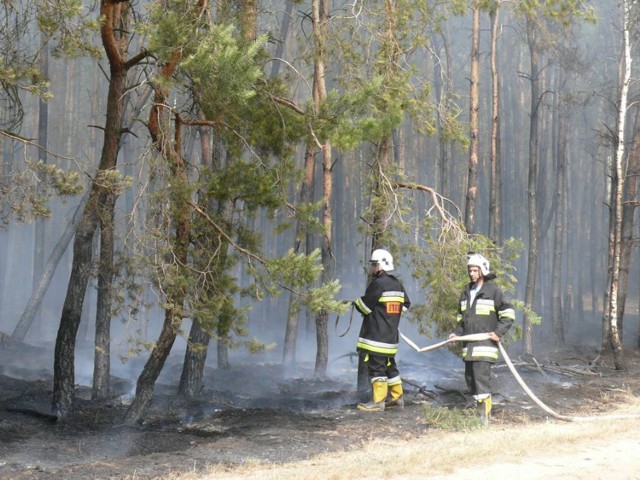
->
xmin=1 ymin=340 xmax=640 ymax=480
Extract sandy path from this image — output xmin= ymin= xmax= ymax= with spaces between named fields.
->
xmin=428 ymin=432 xmax=640 ymax=480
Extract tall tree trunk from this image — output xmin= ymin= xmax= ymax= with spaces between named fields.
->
xmin=125 ymin=101 xmax=191 ymax=424
xmin=618 ymin=107 xmax=640 ymax=347
xmin=125 ymin=59 xmax=193 ymax=422
xmin=431 ymin=28 xmax=453 ymax=198
xmin=53 ymin=1 xmax=135 ymax=418
xmin=605 ymin=0 xmax=630 ymax=369
xmin=53 ymin=214 xmax=96 ymax=417
xmin=178 ymin=122 xmax=212 ymax=397
xmin=551 ymin=74 xmax=567 ymax=346
xmin=312 ymin=0 xmax=332 ymax=377
xmin=32 ymin=38 xmax=49 ymax=340
xmin=488 ymin=1 xmax=502 ymax=244
xmin=279 ymin=0 xmax=311 ymax=365
xmin=464 ymin=3 xmax=480 ymax=234
xmin=283 ymin=147 xmax=315 ymax=364
xmin=125 ymin=0 xmax=206 ymax=422
xmin=92 ymin=194 xmax=116 ymax=400
xmin=270 ymin=0 xmax=294 ymax=78
xmin=522 ymin=19 xmax=541 ymax=357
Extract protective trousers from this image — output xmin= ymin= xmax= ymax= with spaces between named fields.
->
xmin=357 ymin=353 xmax=403 ymax=411
xmin=465 ymin=360 xmax=493 ymax=425
xmin=464 ymin=360 xmax=492 ymax=399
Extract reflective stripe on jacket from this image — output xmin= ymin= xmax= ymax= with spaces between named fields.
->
xmin=355 ymin=271 xmax=410 ymax=357
xmin=454 ymin=280 xmax=514 ymax=363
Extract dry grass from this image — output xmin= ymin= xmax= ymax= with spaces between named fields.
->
xmin=147 ymin=396 xmax=640 ymax=480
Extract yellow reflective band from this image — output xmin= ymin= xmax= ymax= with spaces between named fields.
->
xmin=462 ymin=346 xmax=499 ymax=360
xmin=380 ymin=296 xmax=405 ymax=303
xmin=355 ymin=298 xmax=372 ymax=315
xmin=499 ymin=308 xmax=516 ymax=320
xmin=357 ymin=341 xmax=398 ymax=355
xmin=379 ymin=291 xmax=405 ymax=303
xmin=476 ymin=299 xmax=495 ymax=308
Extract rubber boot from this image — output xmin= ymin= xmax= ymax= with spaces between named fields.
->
xmin=477 ymin=395 xmax=492 ymax=426
xmin=357 ymin=381 xmax=388 ymax=411
xmin=385 ymin=382 xmax=404 ymax=409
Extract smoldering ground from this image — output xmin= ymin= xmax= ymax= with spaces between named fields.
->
xmin=1 ymin=326 xmax=631 ymax=480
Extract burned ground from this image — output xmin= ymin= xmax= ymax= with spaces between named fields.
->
xmin=1 ymin=340 xmax=639 ymax=480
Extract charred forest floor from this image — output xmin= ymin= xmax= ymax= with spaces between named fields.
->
xmin=1 ymin=339 xmax=640 ymax=480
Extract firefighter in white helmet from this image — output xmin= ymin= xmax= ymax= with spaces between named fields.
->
xmin=354 ymin=249 xmax=410 ymax=411
xmin=449 ymin=253 xmax=515 ymax=425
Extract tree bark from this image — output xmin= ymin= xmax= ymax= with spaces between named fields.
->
xmin=53 ymin=1 xmax=134 ymax=418
xmin=431 ymin=28 xmax=452 ymax=198
xmin=312 ymin=0 xmax=332 ymax=377
xmin=32 ymin=38 xmax=49 ymax=340
xmin=92 ymin=194 xmax=116 ymax=400
xmin=605 ymin=0 xmax=630 ymax=369
xmin=179 ymin=321 xmax=211 ymax=397
xmin=125 ymin=106 xmax=191 ymax=423
xmin=618 ymin=107 xmax=640 ymax=347
xmin=283 ymin=147 xmax=316 ymax=364
xmin=464 ymin=3 xmax=480 ymax=234
xmin=488 ymin=1 xmax=502 ymax=244
xmin=522 ymin=18 xmax=542 ymax=357
xmin=551 ymin=74 xmax=567 ymax=346
xmin=125 ymin=0 xmax=207 ymax=422
xmin=178 ymin=120 xmax=213 ymax=397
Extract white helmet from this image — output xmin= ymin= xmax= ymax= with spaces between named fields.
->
xmin=370 ymin=249 xmax=394 ymax=272
xmin=467 ymin=253 xmax=490 ymax=276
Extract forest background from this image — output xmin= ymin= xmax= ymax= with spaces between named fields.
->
xmin=0 ymin=0 xmax=636 ymax=422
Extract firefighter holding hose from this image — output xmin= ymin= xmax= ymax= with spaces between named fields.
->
xmin=354 ymin=249 xmax=410 ymax=411
xmin=449 ymin=253 xmax=515 ymax=426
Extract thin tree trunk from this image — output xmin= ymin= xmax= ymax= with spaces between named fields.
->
xmin=618 ymin=107 xmax=640 ymax=346
xmin=431 ymin=28 xmax=453 ymax=198
xmin=283 ymin=147 xmax=315 ymax=364
xmin=32 ymin=38 xmax=49 ymax=341
xmin=53 ymin=1 xmax=136 ymax=418
xmin=464 ymin=3 xmax=480 ymax=234
xmin=125 ymin=1 xmax=205 ymax=423
xmin=125 ymin=104 xmax=191 ymax=424
xmin=605 ymin=0 xmax=630 ymax=369
xmin=551 ymin=76 xmax=567 ymax=346
xmin=488 ymin=1 xmax=502 ymax=244
xmin=312 ymin=0 xmax=332 ymax=377
xmin=270 ymin=0 xmax=294 ymax=78
xmin=216 ymin=1 xmax=259 ymax=370
xmin=178 ymin=122 xmax=212 ymax=397
xmin=522 ymin=19 xmax=541 ymax=357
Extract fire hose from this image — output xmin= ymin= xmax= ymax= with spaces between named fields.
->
xmin=399 ymin=331 xmax=640 ymax=422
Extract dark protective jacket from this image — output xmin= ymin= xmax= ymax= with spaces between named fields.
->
xmin=354 ymin=271 xmax=410 ymax=357
xmin=454 ymin=279 xmax=515 ymax=363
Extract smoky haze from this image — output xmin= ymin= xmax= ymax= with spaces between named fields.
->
xmin=0 ymin=0 xmax=636 ymax=409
